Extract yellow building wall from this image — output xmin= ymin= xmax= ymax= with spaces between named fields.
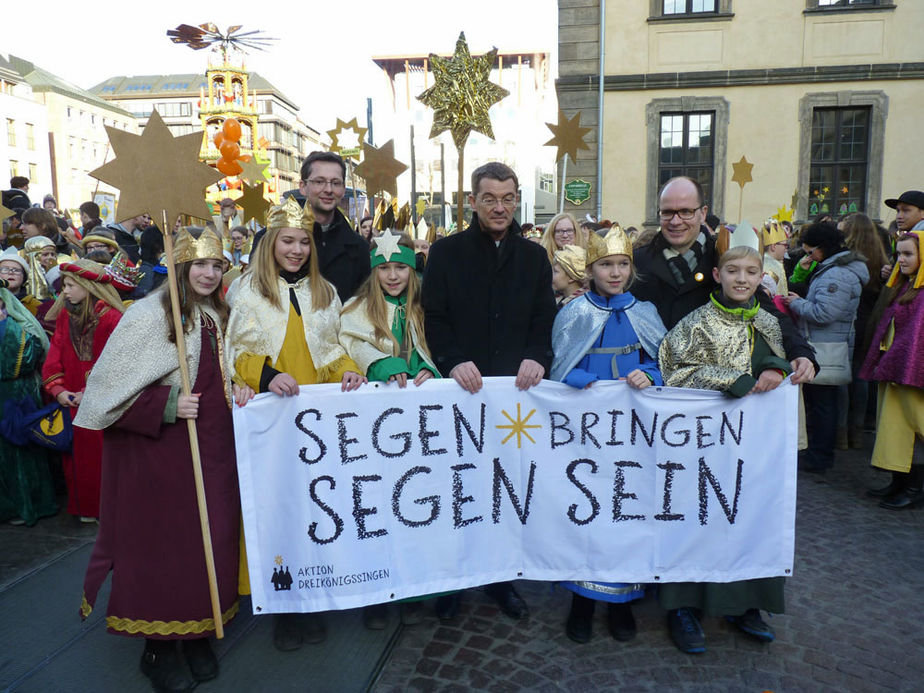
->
xmin=601 ymin=79 xmax=924 ymax=228
xmin=605 ymin=0 xmax=924 ymax=74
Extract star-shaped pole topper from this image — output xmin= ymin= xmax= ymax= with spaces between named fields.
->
xmin=0 ymin=202 xmax=13 ymax=226
xmin=544 ymin=110 xmax=592 ymax=163
xmin=238 ymin=156 xmax=269 ymax=186
xmin=417 ymin=32 xmax=509 ymax=150
xmin=354 ymin=140 xmax=408 ymax=198
xmin=731 ymin=156 xmax=754 ymax=188
xmin=235 ymin=180 xmax=271 ymax=226
xmin=326 ymin=117 xmax=367 ymax=159
xmin=90 ymin=110 xmax=223 ymax=227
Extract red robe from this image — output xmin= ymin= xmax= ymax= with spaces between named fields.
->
xmin=42 ymin=303 xmax=121 ymax=518
xmin=80 ymin=322 xmax=240 ymax=638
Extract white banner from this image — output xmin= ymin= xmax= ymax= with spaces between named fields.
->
xmin=233 ymin=377 xmax=798 ymax=614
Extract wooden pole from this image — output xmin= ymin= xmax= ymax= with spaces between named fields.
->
xmin=559 ymin=154 xmax=568 ymax=214
xmin=349 ymin=160 xmax=359 ymax=228
xmin=738 ymin=185 xmax=744 ymax=224
xmin=456 ymin=147 xmax=464 ymax=233
xmin=160 ymin=211 xmax=225 ymax=639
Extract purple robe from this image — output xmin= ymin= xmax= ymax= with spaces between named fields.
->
xmin=859 ymin=286 xmax=924 ymax=388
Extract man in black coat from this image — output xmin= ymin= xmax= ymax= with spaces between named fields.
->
xmin=422 ymin=161 xmax=556 ymax=621
xmin=296 ymin=151 xmax=370 ymax=303
xmin=633 ymin=175 xmax=817 ymax=654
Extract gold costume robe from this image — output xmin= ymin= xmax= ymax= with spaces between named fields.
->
xmin=659 ymin=299 xmax=786 ymax=393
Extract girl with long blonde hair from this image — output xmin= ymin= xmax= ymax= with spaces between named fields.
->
xmin=540 ymin=212 xmax=583 ymax=263
xmin=340 ymin=230 xmax=437 ymax=387
xmin=224 ymin=196 xmax=364 ymax=652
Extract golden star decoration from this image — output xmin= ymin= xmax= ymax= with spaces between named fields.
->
xmin=238 ymin=157 xmax=269 ymax=186
xmin=773 ymin=205 xmax=795 ymax=223
xmin=90 ymin=110 xmax=222 ymax=227
xmin=417 ymin=32 xmax=509 ymax=150
xmin=731 ymin=156 xmax=753 ymax=188
xmin=326 ymin=117 xmax=367 ymax=158
xmin=544 ymin=109 xmax=592 ymax=163
xmin=274 ymin=555 xmax=283 ymax=566
xmin=353 ymin=140 xmax=408 ymax=198
xmin=0 ymin=203 xmax=13 ymax=225
xmin=235 ymin=180 xmax=271 ymax=226
xmin=496 ymin=403 xmax=541 ymax=448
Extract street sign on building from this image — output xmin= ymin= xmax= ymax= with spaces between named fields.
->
xmin=564 ymin=178 xmax=592 ymax=206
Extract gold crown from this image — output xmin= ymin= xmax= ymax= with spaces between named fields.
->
xmin=266 ymin=195 xmax=315 ymax=232
xmin=173 ymin=226 xmax=225 ymax=264
xmin=585 ymin=225 xmax=633 ymax=266
xmin=761 ymin=220 xmax=788 ymax=247
xmin=23 ymin=236 xmax=55 ymax=253
xmin=553 ymin=244 xmax=586 ymax=282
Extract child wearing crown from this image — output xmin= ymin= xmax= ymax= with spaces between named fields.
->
xmin=550 ymin=226 xmax=667 ymax=644
xmin=41 ymin=259 xmax=124 ymax=522
xmin=75 ymin=227 xmax=250 ymax=691
xmin=225 ymin=196 xmax=364 ymax=652
xmin=338 ymin=229 xmax=440 ymax=628
xmin=657 ymin=229 xmax=793 ymax=652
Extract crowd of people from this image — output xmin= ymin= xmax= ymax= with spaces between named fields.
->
xmin=1 ymin=159 xmax=922 ymax=692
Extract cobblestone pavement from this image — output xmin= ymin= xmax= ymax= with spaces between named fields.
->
xmin=373 ymin=438 xmax=924 ymax=692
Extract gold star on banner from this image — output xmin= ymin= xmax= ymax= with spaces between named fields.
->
xmin=90 ymin=110 xmax=222 ymax=227
xmin=731 ymin=156 xmax=753 ymax=188
xmin=354 ymin=140 xmax=408 ymax=197
xmin=373 ymin=229 xmax=402 ymax=260
xmin=236 ymin=180 xmax=271 ymax=226
xmin=326 ymin=117 xmax=367 ymax=158
xmin=417 ymin=32 xmax=510 ymax=150
xmin=274 ymin=555 xmax=283 ymax=566
xmin=238 ymin=157 xmax=269 ymax=186
xmin=544 ymin=109 xmax=592 ymax=163
xmin=496 ymin=403 xmax=541 ymax=448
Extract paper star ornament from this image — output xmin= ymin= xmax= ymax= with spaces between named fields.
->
xmin=354 ymin=140 xmax=408 ymax=197
xmin=544 ymin=110 xmax=592 ymax=163
xmin=238 ymin=157 xmax=269 ymax=185
xmin=731 ymin=156 xmax=753 ymax=188
xmin=417 ymin=32 xmax=509 ymax=149
xmin=236 ymin=180 xmax=271 ymax=226
xmin=90 ymin=110 xmax=222 ymax=227
xmin=773 ymin=205 xmax=794 ymax=223
xmin=327 ymin=117 xmax=367 ymax=158
xmin=373 ymin=229 xmax=402 ymax=260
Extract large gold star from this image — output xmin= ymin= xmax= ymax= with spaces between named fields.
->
xmin=236 ymin=180 xmax=271 ymax=226
xmin=238 ymin=157 xmax=269 ymax=186
xmin=90 ymin=110 xmax=222 ymax=227
xmin=0 ymin=203 xmax=13 ymax=225
xmin=417 ymin=32 xmax=509 ymax=150
xmin=731 ymin=156 xmax=754 ymax=188
xmin=326 ymin=117 xmax=367 ymax=159
xmin=544 ymin=110 xmax=592 ymax=163
xmin=354 ymin=140 xmax=408 ymax=198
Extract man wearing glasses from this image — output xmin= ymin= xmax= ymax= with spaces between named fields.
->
xmin=422 ymin=162 xmax=556 ymax=622
xmin=634 ymin=176 xmax=817 ymax=654
xmin=296 ymin=151 xmax=370 ymax=302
